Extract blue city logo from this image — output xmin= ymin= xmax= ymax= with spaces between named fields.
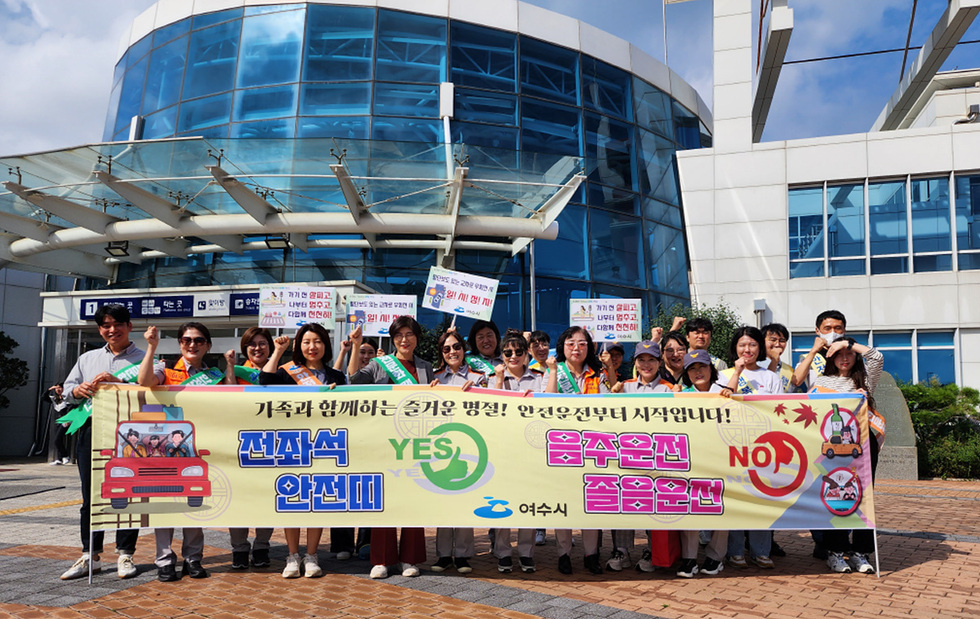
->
xmin=474 ymin=496 xmax=512 ymax=519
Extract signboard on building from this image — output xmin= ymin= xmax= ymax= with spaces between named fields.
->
xmin=259 ymin=286 xmax=337 ymax=330
xmin=421 ymin=266 xmax=498 ymax=321
xmin=569 ymin=299 xmax=643 ymax=342
xmin=346 ymin=295 xmax=417 ymax=336
xmin=80 ymin=292 xmax=260 ymax=321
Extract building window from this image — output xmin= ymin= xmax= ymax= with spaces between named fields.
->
xmin=827 ymin=183 xmax=865 ymax=276
xmin=954 ymin=173 xmax=980 ymax=270
xmin=873 ymin=331 xmax=912 ymax=383
xmin=868 ymin=180 xmax=909 ymax=274
xmin=910 ymin=177 xmax=952 ymax=273
xmin=375 ymin=10 xmax=447 ymax=84
xmin=788 ymin=186 xmax=824 ymax=278
xmin=916 ymin=331 xmax=955 ymax=384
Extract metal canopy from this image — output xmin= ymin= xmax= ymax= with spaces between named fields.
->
xmin=0 ymin=137 xmax=586 ymax=279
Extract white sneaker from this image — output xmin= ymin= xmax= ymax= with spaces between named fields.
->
xmin=61 ymin=554 xmax=101 ymax=580
xmin=369 ymin=564 xmax=388 ymax=579
xmin=282 ymin=553 xmax=301 ymax=578
xmin=635 ymin=549 xmax=655 ymax=573
xmin=117 ymin=554 xmax=137 ymax=579
xmin=848 ymin=552 xmax=875 ymax=574
xmin=827 ymin=552 xmax=852 ymax=573
xmin=62 ymin=457 xmax=72 ymax=465
xmin=303 ymin=553 xmax=322 ymax=577
xmin=49 ymin=459 xmax=63 ymax=466
xmin=605 ymin=549 xmax=631 ymax=571
xmin=400 ymin=562 xmax=420 ymax=577
xmin=336 ymin=551 xmax=352 ymax=561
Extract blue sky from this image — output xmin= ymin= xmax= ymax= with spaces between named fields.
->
xmin=0 ymin=0 xmax=978 ymax=156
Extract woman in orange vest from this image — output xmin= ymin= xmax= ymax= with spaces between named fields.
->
xmin=260 ymin=322 xmax=347 ymax=579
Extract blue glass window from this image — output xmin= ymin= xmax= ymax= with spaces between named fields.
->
xmin=451 ymin=122 xmax=518 ymax=151
xmin=788 ymin=186 xmax=824 ymax=278
xmin=375 ymin=10 xmax=446 ymax=83
xmin=633 ymin=78 xmax=672 ymax=139
xmin=955 ymin=174 xmax=980 ymax=270
xmin=104 ymin=81 xmax=122 ymax=141
xmin=126 ymin=35 xmax=152 ymax=68
xmin=374 ymin=82 xmax=440 ymax=117
xmin=115 ymin=55 xmax=149 ymax=136
xmin=143 ymin=35 xmax=188 ymax=114
xmin=582 ymin=56 xmax=631 ymax=120
xmin=534 ymin=277 xmax=590 ymax=340
xmin=642 ymin=198 xmax=682 ymax=228
xmin=874 ymin=332 xmax=912 ymax=383
xmin=521 ymin=99 xmax=581 ymax=156
xmin=193 ymin=8 xmax=243 ymax=31
xmin=869 ymin=180 xmax=908 ymax=273
xmin=917 ymin=331 xmax=955 ymax=384
xmin=184 ymin=20 xmax=240 ymax=99
xmin=231 ymin=119 xmax=295 ymax=138
xmin=585 ymin=113 xmax=636 ymax=197
xmin=178 ymin=92 xmax=232 ymax=133
xmin=141 ymin=106 xmax=178 ymax=139
xmin=234 ymin=85 xmax=297 ymax=121
xmin=827 ymin=183 xmax=865 ymax=276
xmin=911 ymin=177 xmax=951 ymax=272
xmin=535 ymin=203 xmax=588 ymax=279
xmin=672 ymin=101 xmax=701 ymax=150
xmin=152 ymin=18 xmax=190 ymax=48
xmin=590 ymin=210 xmax=644 ymax=288
xmin=450 ymin=22 xmax=516 ymax=92
xmin=371 ymin=117 xmax=441 ymax=143
xmin=236 ymin=9 xmax=304 ymax=88
xmin=454 ymin=88 xmax=517 ymax=126
xmin=520 ymin=36 xmax=578 ymax=104
xmin=300 ymin=83 xmax=371 ymax=116
xmin=637 ymin=129 xmax=678 ymax=205
xmin=304 ymin=5 xmax=374 ymax=82
xmin=645 ymin=222 xmax=688 ymax=295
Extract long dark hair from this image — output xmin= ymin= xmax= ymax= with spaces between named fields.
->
xmin=292 ymin=322 xmax=332 ymax=367
xmin=728 ymin=326 xmax=765 ymax=366
xmin=435 ymin=330 xmax=466 ymax=371
xmin=555 ymin=326 xmax=602 ymax=374
xmin=467 ymin=320 xmax=501 ymax=358
xmin=500 ymin=329 xmax=529 ymax=371
xmin=823 ymin=338 xmax=876 ymax=409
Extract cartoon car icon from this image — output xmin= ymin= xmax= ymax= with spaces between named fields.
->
xmin=822 ymin=441 xmax=862 ymax=459
xmin=101 ymin=420 xmax=211 ymax=509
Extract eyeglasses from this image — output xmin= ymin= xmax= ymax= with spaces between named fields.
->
xmin=392 ymin=332 xmax=416 ymax=340
xmin=565 ymin=341 xmax=588 ymax=349
xmin=179 ymin=337 xmax=207 ymax=346
xmin=442 ymin=343 xmax=463 ymax=353
xmin=502 ymin=349 xmax=525 ymax=357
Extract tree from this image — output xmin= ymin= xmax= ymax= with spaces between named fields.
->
xmin=0 ymin=331 xmax=29 ymax=410
xmin=646 ymin=300 xmax=746 ymax=363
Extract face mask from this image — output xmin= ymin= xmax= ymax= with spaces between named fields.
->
xmin=820 ymin=332 xmax=842 ymax=346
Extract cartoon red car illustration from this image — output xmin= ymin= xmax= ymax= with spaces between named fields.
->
xmin=101 ymin=420 xmax=211 ymax=509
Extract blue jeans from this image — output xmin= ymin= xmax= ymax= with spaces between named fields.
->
xmin=727 ymin=530 xmax=771 ymax=558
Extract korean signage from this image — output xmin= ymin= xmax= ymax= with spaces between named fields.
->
xmin=569 ymin=299 xmax=643 ymax=342
xmin=259 ymin=286 xmax=336 ymax=330
xmin=90 ymin=386 xmax=875 ymax=530
xmin=346 ymin=295 xmax=417 ymax=336
xmin=421 ymin=266 xmax=499 ymax=321
xmin=79 ymin=293 xmax=261 ymax=321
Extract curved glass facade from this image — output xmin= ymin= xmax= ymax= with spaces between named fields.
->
xmin=103 ymin=3 xmax=710 ymax=337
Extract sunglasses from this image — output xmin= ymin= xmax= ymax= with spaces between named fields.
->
xmin=179 ymin=337 xmax=207 ymax=346
xmin=442 ymin=343 xmax=463 ymax=353
xmin=502 ymin=349 xmax=525 ymax=358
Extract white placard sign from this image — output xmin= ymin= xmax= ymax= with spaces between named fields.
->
xmin=259 ymin=286 xmax=337 ymax=330
xmin=346 ymin=295 xmax=418 ymax=336
xmin=568 ymin=298 xmax=643 ymax=342
xmin=193 ymin=292 xmax=230 ymax=317
xmin=421 ymin=266 xmax=499 ymax=321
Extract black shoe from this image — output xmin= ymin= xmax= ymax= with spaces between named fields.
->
xmin=676 ymin=558 xmax=699 ymax=578
xmin=182 ymin=559 xmax=208 ymax=579
xmin=431 ymin=556 xmax=454 ymax=572
xmin=157 ymin=563 xmax=180 ymax=582
xmin=497 ymin=556 xmax=513 ymax=573
xmin=771 ymin=540 xmax=787 ymax=557
xmin=558 ymin=554 xmax=573 ymax=575
xmin=251 ymin=549 xmax=270 ymax=568
xmin=812 ymin=544 xmax=828 ymax=560
xmin=454 ymin=557 xmax=472 ymax=574
xmin=232 ymin=551 xmax=249 ymax=570
xmin=519 ymin=556 xmax=536 ymax=573
xmin=700 ymin=557 xmax=724 ymax=575
xmin=584 ymin=553 xmax=603 ymax=575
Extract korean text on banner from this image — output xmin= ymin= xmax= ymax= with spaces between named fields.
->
xmin=569 ymin=299 xmax=643 ymax=342
xmin=346 ymin=295 xmax=418 ymax=336
xmin=421 ymin=266 xmax=499 ymax=321
xmin=89 ymin=386 xmax=875 ymax=531
xmin=259 ymin=285 xmax=336 ymax=330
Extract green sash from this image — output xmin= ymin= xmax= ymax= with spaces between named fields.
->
xmin=376 ymin=355 xmax=418 ymax=385
xmin=234 ymin=365 xmax=262 ymax=385
xmin=56 ymin=363 xmax=141 ymax=434
xmin=465 ymin=354 xmax=495 ymax=375
xmin=555 ymin=362 xmax=581 ymax=394
xmin=180 ymin=367 xmax=226 ymax=386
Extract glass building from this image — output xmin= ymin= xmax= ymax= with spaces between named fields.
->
xmin=75 ymin=1 xmax=713 ymax=337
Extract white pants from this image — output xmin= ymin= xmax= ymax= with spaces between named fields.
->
xmin=435 ymin=527 xmax=474 ymax=558
xmin=493 ymin=528 xmax=535 ymax=558
xmin=680 ymin=530 xmax=728 ymax=561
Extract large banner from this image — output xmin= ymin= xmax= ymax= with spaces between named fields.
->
xmin=89 ymin=386 xmax=875 ymax=532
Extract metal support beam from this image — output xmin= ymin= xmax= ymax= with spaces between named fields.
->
xmin=511 ymin=173 xmax=584 ymax=255
xmin=331 ymin=164 xmax=367 ymax=221
xmin=206 ymin=165 xmax=279 ymax=224
xmin=3 ymin=181 xmax=116 ymax=232
xmin=752 ymin=2 xmax=793 ymax=143
xmin=440 ymin=166 xmax=467 ymax=265
xmin=0 ymin=210 xmax=62 ymax=242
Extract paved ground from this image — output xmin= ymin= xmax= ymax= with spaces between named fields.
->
xmin=1 ymin=460 xmax=978 ymax=618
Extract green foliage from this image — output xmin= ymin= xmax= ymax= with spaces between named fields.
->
xmin=646 ymin=300 xmax=745 ymax=362
xmin=900 ymin=377 xmax=980 ymax=479
xmin=0 ymin=331 xmax=30 ymax=410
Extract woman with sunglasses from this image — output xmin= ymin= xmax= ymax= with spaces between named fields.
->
xmin=226 ymin=327 xmax=276 ymax=570
xmin=490 ymin=329 xmax=557 ymax=575
xmin=427 ymin=328 xmax=486 ymax=574
xmin=552 ymin=326 xmax=606 ymax=575
xmin=138 ymin=322 xmax=231 ymax=583
xmin=260 ymin=322 xmax=347 ymax=578
xmin=348 ymin=316 xmax=433 ymax=579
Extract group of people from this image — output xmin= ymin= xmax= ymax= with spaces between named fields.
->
xmin=56 ymin=303 xmax=882 ymax=584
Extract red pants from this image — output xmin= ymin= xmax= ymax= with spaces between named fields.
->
xmin=370 ymin=527 xmax=426 ymax=566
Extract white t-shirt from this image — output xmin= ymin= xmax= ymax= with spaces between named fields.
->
xmin=723 ymin=365 xmax=783 ymax=394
